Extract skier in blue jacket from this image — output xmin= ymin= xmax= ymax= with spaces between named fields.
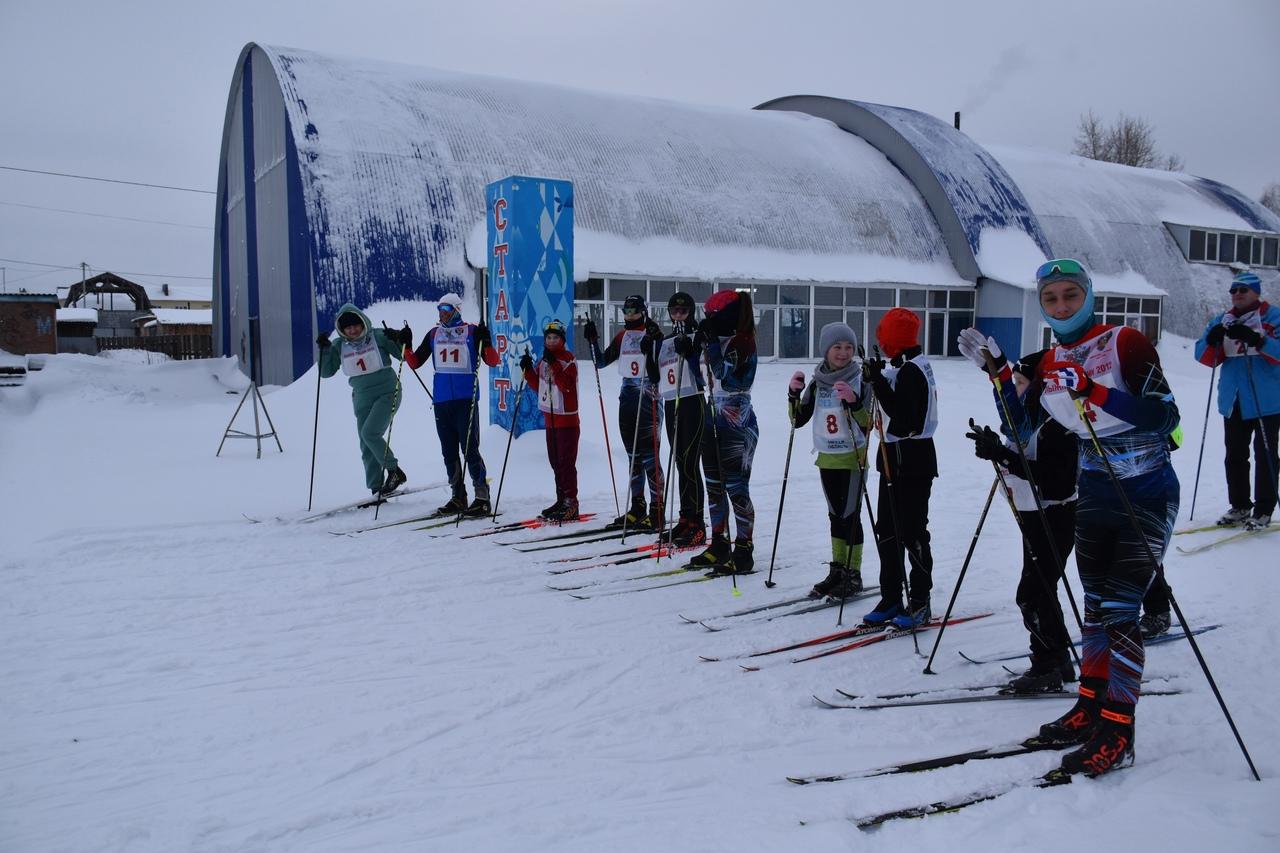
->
xmin=1194 ymin=271 xmax=1280 ymax=531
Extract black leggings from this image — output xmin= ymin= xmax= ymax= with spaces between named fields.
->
xmin=664 ymin=395 xmax=705 ymax=522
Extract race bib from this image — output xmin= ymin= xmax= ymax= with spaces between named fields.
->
xmin=1223 ymin=311 xmax=1264 ymax=359
xmin=340 ymin=336 xmax=385 ymax=377
xmin=658 ymin=337 xmax=699 ymax=400
xmin=433 ymin=325 xmax=473 ymax=374
xmin=618 ymin=330 xmax=646 ymax=379
xmin=812 ymin=384 xmax=864 ymax=453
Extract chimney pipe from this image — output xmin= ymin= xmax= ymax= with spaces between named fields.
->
xmin=954 ymin=111 xmax=961 ymax=130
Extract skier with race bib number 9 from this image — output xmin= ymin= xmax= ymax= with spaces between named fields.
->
xmin=317 ymin=304 xmax=410 ymax=497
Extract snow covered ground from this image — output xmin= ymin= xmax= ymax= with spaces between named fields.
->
xmin=2 ymin=311 xmax=1278 ymax=851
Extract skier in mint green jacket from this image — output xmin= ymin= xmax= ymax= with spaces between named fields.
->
xmin=318 ymin=304 xmax=412 ymax=496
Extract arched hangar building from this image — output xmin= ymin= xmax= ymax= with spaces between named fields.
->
xmin=214 ymin=43 xmax=1280 ymax=385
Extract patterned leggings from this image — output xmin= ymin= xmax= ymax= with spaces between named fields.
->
xmin=1074 ymin=467 xmax=1179 ymax=705
xmin=702 ymin=404 xmax=758 ymax=544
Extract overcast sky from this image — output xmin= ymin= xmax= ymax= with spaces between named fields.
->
xmin=1 ymin=0 xmax=1276 ymax=298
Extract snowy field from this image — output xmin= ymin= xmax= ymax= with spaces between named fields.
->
xmin=2 ymin=303 xmax=1278 ymax=852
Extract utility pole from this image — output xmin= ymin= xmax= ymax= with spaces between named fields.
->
xmin=80 ymin=262 xmax=88 ymax=308
xmin=1 ymin=267 xmax=6 ymax=293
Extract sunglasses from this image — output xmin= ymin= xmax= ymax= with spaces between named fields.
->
xmin=1229 ymin=286 xmax=1255 ymax=295
xmin=1036 ymin=258 xmax=1086 ymax=280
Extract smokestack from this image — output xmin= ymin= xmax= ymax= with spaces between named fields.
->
xmin=954 ymin=111 xmax=961 ymax=130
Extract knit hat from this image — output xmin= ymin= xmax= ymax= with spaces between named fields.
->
xmin=1035 ymin=258 xmax=1096 ymax=342
xmin=876 ymin=308 xmax=921 ymax=358
xmin=818 ymin=322 xmax=859 ymax=360
xmin=704 ymin=290 xmax=739 ymax=317
xmin=1231 ymin=272 xmax=1261 ymax=294
xmin=437 ymin=293 xmax=463 ymax=311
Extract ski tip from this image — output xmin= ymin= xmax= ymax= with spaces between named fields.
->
xmin=738 ymin=664 xmax=760 ymax=672
xmin=786 ymin=776 xmax=811 ymax=786
xmin=699 ymin=621 xmax=722 ymax=632
xmin=697 ymin=655 xmax=720 ymax=663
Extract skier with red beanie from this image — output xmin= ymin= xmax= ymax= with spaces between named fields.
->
xmin=862 ymin=306 xmax=939 ymax=629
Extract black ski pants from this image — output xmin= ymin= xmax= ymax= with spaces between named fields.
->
xmin=875 ymin=474 xmax=933 ymax=609
xmin=664 ymin=395 xmax=705 ymax=523
xmin=1224 ymin=405 xmax=1280 ymax=517
xmin=1016 ymin=501 xmax=1075 ymax=663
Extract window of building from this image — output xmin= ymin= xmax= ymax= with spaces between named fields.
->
xmin=1185 ymin=227 xmax=1278 ymax=268
xmin=1190 ymin=229 xmax=1206 ymax=261
xmin=1266 ymin=238 xmax=1279 ymax=267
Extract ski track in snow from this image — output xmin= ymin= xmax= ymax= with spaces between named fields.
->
xmin=2 ymin=327 xmax=1278 ymax=852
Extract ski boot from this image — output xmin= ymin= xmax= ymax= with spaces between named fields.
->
xmin=1216 ymin=506 xmax=1251 ymax=527
xmin=1244 ymin=513 xmax=1272 ymax=531
xmin=667 ymin=517 xmax=706 ymax=549
xmin=607 ymin=498 xmax=649 ymax=531
xmin=1138 ymin=611 xmax=1171 ymax=640
xmin=826 ymin=566 xmax=864 ymax=600
xmin=1032 ymin=677 xmax=1105 ymax=746
xmin=540 ymin=500 xmax=564 ymax=520
xmin=686 ymin=534 xmax=731 ymax=572
xmin=891 ymin=601 xmax=931 ymax=630
xmin=1059 ymin=700 xmax=1135 ymax=777
xmin=556 ymin=500 xmax=580 ymax=522
xmin=863 ymin=599 xmax=904 ymax=626
xmin=1004 ymin=652 xmax=1073 ymax=695
xmin=810 ymin=562 xmax=843 ymax=599
xmin=379 ymin=466 xmax=408 ymax=496
xmin=461 ymin=498 xmax=491 ymax=518
xmin=436 ymin=495 xmax=468 ymax=516
xmin=723 ymin=540 xmax=754 ymax=575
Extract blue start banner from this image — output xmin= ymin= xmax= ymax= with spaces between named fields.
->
xmin=485 ymin=176 xmax=574 ymax=438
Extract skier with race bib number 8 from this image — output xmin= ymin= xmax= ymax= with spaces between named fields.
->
xmin=317 ymin=304 xmax=410 ymax=497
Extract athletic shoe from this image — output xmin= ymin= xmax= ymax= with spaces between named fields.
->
xmin=461 ymin=498 xmax=491 ymax=518
xmin=379 ymin=466 xmax=407 ymax=496
xmin=435 ymin=495 xmax=468 ymax=515
xmin=1059 ymin=702 xmax=1135 ymax=777
xmin=1216 ymin=507 xmax=1251 ymax=527
xmin=810 ymin=562 xmax=843 ymax=599
xmin=1035 ymin=678 xmax=1104 ymax=745
xmin=863 ymin=599 xmax=903 ymax=626
xmin=1244 ymin=513 xmax=1272 ymax=531
xmin=890 ymin=602 xmax=931 ymax=630
xmin=1138 ymin=611 xmax=1171 ymax=640
xmin=826 ymin=567 xmax=864 ymax=600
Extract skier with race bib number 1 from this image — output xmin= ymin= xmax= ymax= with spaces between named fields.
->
xmin=317 ymin=304 xmax=411 ymax=497
xmin=405 ymin=292 xmax=500 ymax=517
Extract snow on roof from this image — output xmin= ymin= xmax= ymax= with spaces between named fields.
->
xmin=56 ymin=308 xmax=98 ymax=323
xmin=259 ymin=44 xmax=960 ymax=309
xmin=986 ymin=144 xmax=1279 ymax=333
xmin=146 ymin=309 xmax=213 ymax=325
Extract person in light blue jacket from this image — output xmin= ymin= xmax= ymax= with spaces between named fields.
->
xmin=1194 ymin=271 xmax=1280 ymax=530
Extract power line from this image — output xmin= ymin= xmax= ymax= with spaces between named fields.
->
xmin=0 ymin=165 xmax=215 ymax=195
xmin=0 ymin=256 xmax=210 ymax=281
xmin=0 ymin=200 xmax=212 ymax=230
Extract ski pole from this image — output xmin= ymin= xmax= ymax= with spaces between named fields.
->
xmin=307 ymin=342 xmax=324 ymax=511
xmin=1243 ymin=353 xmax=1279 ymax=500
xmin=1189 ymin=362 xmax=1216 ymax=520
xmin=765 ymin=395 xmax=798 ymax=588
xmin=835 ymin=403 xmax=872 ymax=626
xmin=703 ymin=360 xmax=740 ymax=595
xmin=922 ymin=474 xmax=1000 ymax=673
xmin=656 ymin=353 xmax=683 ymax=562
xmin=1072 ymin=395 xmax=1261 ymax=782
xmin=491 ymin=347 xmax=529 ymax=523
xmin=620 ymin=375 xmax=645 ymax=544
xmin=384 ymin=322 xmax=435 ymax=405
xmin=454 ymin=343 xmax=484 ymax=528
xmin=868 ymin=366 xmax=919 ymax=653
xmin=984 ymin=351 xmax=1085 ymax=634
xmin=584 ymin=317 xmax=620 ymax=518
xmin=373 ymin=349 xmax=408 ymax=522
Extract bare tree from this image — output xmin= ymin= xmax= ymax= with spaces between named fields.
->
xmin=1072 ymin=112 xmax=1183 ymax=171
xmin=1262 ymin=183 xmax=1280 ymax=216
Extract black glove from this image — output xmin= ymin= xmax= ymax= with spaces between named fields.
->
xmin=1205 ymin=324 xmax=1227 ymax=347
xmin=519 ymin=353 xmax=534 ymax=372
xmin=673 ymin=334 xmax=692 ymax=356
xmin=541 ymin=348 xmax=556 ymax=363
xmin=397 ymin=325 xmax=414 ymax=347
xmin=965 ymin=421 xmax=1014 ymax=466
xmin=475 ymin=322 xmax=492 ymax=348
xmin=639 ymin=329 xmax=659 ymax=355
xmin=862 ymin=356 xmax=886 ymax=383
xmin=316 ymin=333 xmax=331 ymax=349
xmin=1225 ymin=323 xmax=1263 ymax=348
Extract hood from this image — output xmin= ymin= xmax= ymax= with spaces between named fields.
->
xmin=334 ymin=303 xmax=374 ymax=342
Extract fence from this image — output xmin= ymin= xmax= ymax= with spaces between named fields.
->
xmin=95 ymin=334 xmax=214 ymax=360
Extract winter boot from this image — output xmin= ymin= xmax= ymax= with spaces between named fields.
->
xmin=1033 ymin=677 xmax=1105 ymax=746
xmin=436 ymin=495 xmax=468 ymax=515
xmin=686 ymin=534 xmax=731 ymax=570
xmin=863 ymin=599 xmax=904 ymax=626
xmin=1244 ymin=513 xmax=1273 ymax=531
xmin=668 ymin=517 xmax=706 ymax=549
xmin=556 ymin=500 xmax=580 ymax=522
xmin=461 ymin=498 xmax=491 ymax=518
xmin=1138 ymin=611 xmax=1171 ymax=640
xmin=810 ymin=562 xmax=844 ymax=599
xmin=1005 ymin=654 xmax=1070 ymax=695
xmin=608 ymin=498 xmax=649 ymax=530
xmin=1216 ymin=506 xmax=1251 ymax=527
xmin=379 ymin=466 xmax=408 ymax=496
xmin=891 ymin=601 xmax=931 ymax=630
xmin=1059 ymin=700 xmax=1135 ymax=777
xmin=826 ymin=566 xmax=864 ymax=600
xmin=541 ymin=500 xmax=564 ymax=520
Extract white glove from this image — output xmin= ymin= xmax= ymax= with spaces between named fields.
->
xmin=956 ymin=327 xmax=1004 ymax=371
